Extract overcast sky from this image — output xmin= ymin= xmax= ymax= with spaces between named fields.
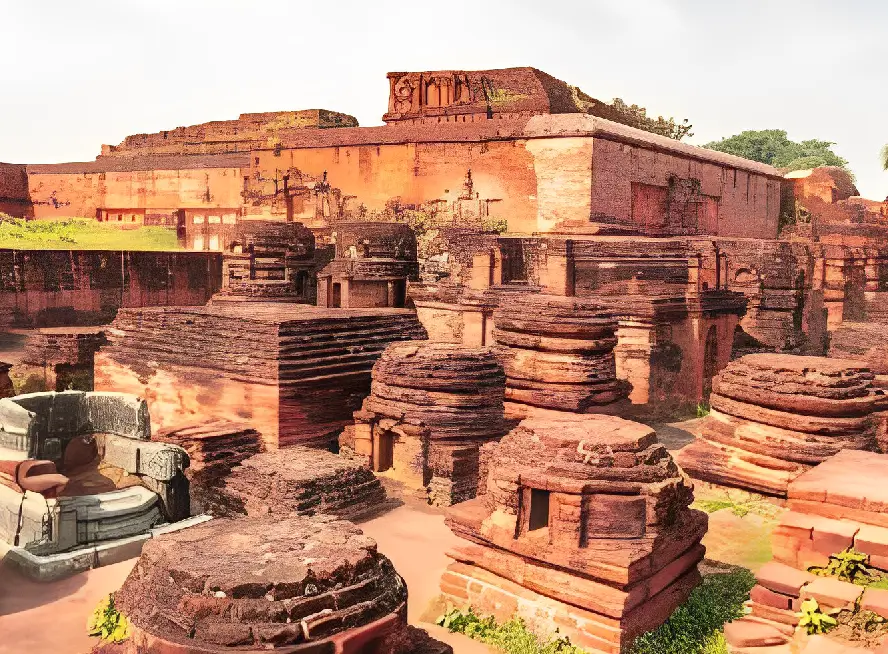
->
xmin=4 ymin=0 xmax=886 ymax=199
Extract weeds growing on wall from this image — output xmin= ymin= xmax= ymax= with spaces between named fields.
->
xmin=797 ymin=598 xmax=837 ymax=635
xmin=0 ymin=215 xmax=181 ymax=250
xmin=809 ymin=547 xmax=888 ymax=589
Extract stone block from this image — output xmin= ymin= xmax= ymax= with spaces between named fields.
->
xmin=861 ymin=588 xmax=888 ymax=620
xmin=724 ymin=618 xmax=790 ymax=648
xmin=801 ymin=576 xmax=864 ymax=609
xmin=856 ymin=524 xmax=888 ymax=559
xmin=750 ymin=585 xmax=793 ymax=610
xmin=756 ymin=562 xmax=816 ymax=597
xmin=82 ymin=392 xmax=150 ymax=440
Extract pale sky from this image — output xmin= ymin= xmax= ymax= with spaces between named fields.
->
xmin=4 ymin=0 xmax=887 ymax=199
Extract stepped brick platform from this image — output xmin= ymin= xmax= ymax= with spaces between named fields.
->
xmin=440 ymin=413 xmax=706 ymax=654
xmin=345 ymin=341 xmax=506 ymax=505
xmin=491 ymin=294 xmax=630 ymax=418
xmin=104 ymin=514 xmax=452 ymax=654
xmin=95 ymin=303 xmax=427 ymax=449
xmin=153 ymin=421 xmax=263 ymax=515
xmin=209 ymin=448 xmax=389 ymax=522
xmin=154 ymin=421 xmax=262 ymax=480
xmin=677 ymin=354 xmax=888 ymax=497
xmin=725 ymin=452 xmax=888 ymax=653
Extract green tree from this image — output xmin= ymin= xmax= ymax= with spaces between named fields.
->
xmin=703 ymin=129 xmax=848 ymax=172
xmin=881 ymin=144 xmax=888 ymax=171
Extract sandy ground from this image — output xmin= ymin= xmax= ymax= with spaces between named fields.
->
xmin=0 ymin=502 xmax=492 ymax=654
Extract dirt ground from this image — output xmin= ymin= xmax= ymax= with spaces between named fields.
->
xmin=0 ymin=500 xmax=492 ymax=654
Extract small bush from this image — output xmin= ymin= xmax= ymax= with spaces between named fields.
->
xmin=810 ymin=547 xmax=886 ymax=587
xmin=797 ymin=598 xmax=837 ymax=635
xmin=629 ymin=569 xmax=756 ymax=654
xmin=87 ymin=594 xmax=131 ymax=643
xmin=695 ymin=402 xmax=710 ymax=418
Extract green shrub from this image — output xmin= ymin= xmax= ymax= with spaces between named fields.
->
xmin=87 ymin=594 xmax=131 ymax=643
xmin=797 ymin=598 xmax=837 ymax=635
xmin=629 ymin=569 xmax=756 ymax=654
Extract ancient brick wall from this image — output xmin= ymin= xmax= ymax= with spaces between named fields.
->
xmin=0 ymin=250 xmax=222 ymax=327
xmin=27 ymin=164 xmax=248 ymax=220
xmin=590 ymin=139 xmax=781 ymax=238
xmin=0 ymin=163 xmax=31 ymax=217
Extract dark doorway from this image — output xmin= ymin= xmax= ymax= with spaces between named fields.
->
xmin=528 ymin=489 xmax=550 ymax=531
xmin=500 ymin=240 xmax=526 ymax=284
xmin=332 ymin=282 xmax=342 ymax=308
xmin=392 ymin=279 xmax=407 ymax=308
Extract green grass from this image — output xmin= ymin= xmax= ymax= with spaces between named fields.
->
xmin=0 ymin=216 xmax=181 ymax=250
xmin=629 ymin=569 xmax=756 ymax=654
xmin=436 ymin=607 xmax=587 ymax=654
xmin=435 ymin=569 xmax=756 ymax=654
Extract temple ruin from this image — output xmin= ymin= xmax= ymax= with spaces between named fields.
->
xmin=441 ymin=414 xmax=706 ymax=653
xmin=4 ymin=64 xmax=888 ymax=653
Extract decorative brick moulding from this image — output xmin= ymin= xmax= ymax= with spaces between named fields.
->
xmin=678 ymin=354 xmax=888 ymax=496
xmin=439 ymin=413 xmax=706 ymax=654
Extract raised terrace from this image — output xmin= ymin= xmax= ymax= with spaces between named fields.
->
xmin=95 ymin=303 xmax=427 ymax=449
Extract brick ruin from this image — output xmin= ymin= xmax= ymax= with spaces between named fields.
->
xmin=104 ymin=514 xmax=450 ymax=654
xmin=441 ymin=414 xmax=706 ymax=653
xmin=6 ymin=65 xmax=888 ymax=652
xmin=677 ymin=354 xmax=888 ymax=496
xmin=12 ymin=327 xmax=107 ymax=392
xmin=343 ymin=341 xmax=507 ymax=506
xmin=95 ymin=304 xmax=427 ymax=449
xmin=724 ymin=451 xmax=888 ymax=653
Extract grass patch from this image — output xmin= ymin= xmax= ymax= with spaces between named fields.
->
xmin=436 ymin=607 xmax=586 ymax=653
xmin=0 ymin=216 xmax=181 ymax=250
xmin=434 ymin=569 xmax=755 ymax=654
xmin=629 ymin=569 xmax=756 ymax=654
xmin=691 ymin=488 xmax=782 ymax=520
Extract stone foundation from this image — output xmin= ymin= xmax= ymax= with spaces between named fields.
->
xmin=108 ymin=514 xmax=442 ymax=653
xmin=724 ymin=451 xmax=888 ymax=653
xmin=209 ymin=448 xmax=389 ymax=522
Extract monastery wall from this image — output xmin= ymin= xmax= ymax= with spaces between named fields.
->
xmin=25 ymin=157 xmax=249 ymax=220
xmin=257 ymin=116 xmax=782 ymax=237
xmin=0 ymin=163 xmax=31 ymax=217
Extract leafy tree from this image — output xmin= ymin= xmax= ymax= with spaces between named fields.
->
xmin=703 ymin=129 xmax=848 ymax=172
xmin=881 ymin=144 xmax=888 ymax=171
